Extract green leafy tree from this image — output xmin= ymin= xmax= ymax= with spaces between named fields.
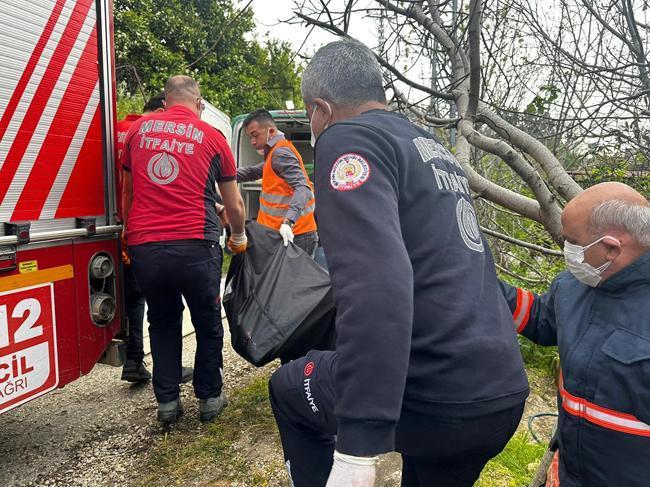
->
xmin=583 ymin=157 xmax=650 ymax=195
xmin=114 ymin=0 xmax=302 ymax=115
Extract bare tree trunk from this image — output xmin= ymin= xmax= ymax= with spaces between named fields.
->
xmin=294 ymin=0 xmax=586 ymax=246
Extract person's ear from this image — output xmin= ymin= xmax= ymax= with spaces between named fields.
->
xmin=603 ymin=236 xmax=622 ymax=260
xmin=313 ymin=98 xmax=333 ymax=125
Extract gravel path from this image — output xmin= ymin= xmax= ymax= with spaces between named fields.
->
xmin=0 ymin=320 xmax=262 ymax=487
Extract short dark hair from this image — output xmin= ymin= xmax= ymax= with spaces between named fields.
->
xmin=243 ymin=108 xmax=275 ymax=129
xmin=143 ymin=92 xmax=165 ymax=113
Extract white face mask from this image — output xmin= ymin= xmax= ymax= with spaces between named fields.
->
xmin=309 ymin=103 xmax=331 ymax=148
xmin=563 ymin=235 xmax=620 ymax=287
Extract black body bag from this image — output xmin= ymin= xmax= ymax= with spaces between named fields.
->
xmin=223 ymin=222 xmax=335 ymax=366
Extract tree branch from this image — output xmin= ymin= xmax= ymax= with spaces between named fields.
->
xmin=458 ymin=118 xmax=564 ymax=241
xmin=481 ymin=227 xmax=563 ymax=256
xmin=455 ymin=134 xmax=545 ymax=224
xmin=466 ymin=0 xmax=482 ymax=119
xmin=295 ymin=10 xmax=455 ymax=100
xmin=477 ymin=103 xmax=583 ymax=202
xmin=185 ymin=0 xmax=254 ymax=69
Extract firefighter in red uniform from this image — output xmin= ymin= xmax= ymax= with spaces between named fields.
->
xmin=117 ymin=93 xmax=194 ymax=384
xmin=237 ymin=109 xmax=318 ymax=255
xmin=121 ymin=76 xmax=247 ymax=424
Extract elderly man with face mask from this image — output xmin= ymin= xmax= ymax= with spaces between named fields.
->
xmin=499 ymin=182 xmax=650 ymax=487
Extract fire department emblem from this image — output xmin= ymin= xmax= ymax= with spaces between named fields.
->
xmin=147 ymin=152 xmax=179 ymax=185
xmin=304 ymin=361 xmax=315 ymax=377
xmin=456 ymin=198 xmax=484 ymax=253
xmin=330 ymin=154 xmax=370 ymax=191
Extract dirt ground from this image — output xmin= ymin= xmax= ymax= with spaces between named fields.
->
xmin=0 ymin=332 xmax=198 ymax=487
xmin=0 ymin=322 xmax=556 ymax=487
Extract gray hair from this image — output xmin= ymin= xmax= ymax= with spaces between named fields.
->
xmin=590 ymin=199 xmax=650 ymax=247
xmin=301 ymin=39 xmax=386 ymax=106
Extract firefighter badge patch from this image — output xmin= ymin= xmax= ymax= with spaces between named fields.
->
xmin=456 ymin=198 xmax=484 ymax=253
xmin=330 ymin=154 xmax=370 ymax=191
xmin=148 ymin=152 xmax=179 ymax=185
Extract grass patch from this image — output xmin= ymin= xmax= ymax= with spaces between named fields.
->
xmin=476 ymin=432 xmax=548 ymax=487
xmin=139 ymin=374 xmax=284 ymax=487
xmin=222 ymin=252 xmax=232 ymax=276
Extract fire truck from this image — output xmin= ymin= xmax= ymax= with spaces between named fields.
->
xmin=0 ymin=0 xmax=123 ymax=415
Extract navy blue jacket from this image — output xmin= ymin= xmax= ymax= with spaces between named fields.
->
xmin=500 ymin=252 xmax=650 ymax=487
xmin=314 ymin=109 xmax=529 ymax=456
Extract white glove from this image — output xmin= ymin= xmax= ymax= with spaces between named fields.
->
xmin=230 ymin=232 xmax=247 ymax=246
xmin=279 ymin=223 xmax=294 ymax=247
xmin=325 ymin=451 xmax=378 ymax=487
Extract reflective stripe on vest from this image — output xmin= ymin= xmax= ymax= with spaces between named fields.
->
xmin=259 ymin=201 xmax=315 ymax=218
xmin=261 ymin=190 xmax=315 ymax=205
xmin=259 ymin=202 xmax=288 ymax=218
xmin=513 ymin=288 xmax=534 ymax=333
xmin=260 ymin=192 xmax=292 ymax=205
xmin=559 ymin=374 xmax=650 ymax=437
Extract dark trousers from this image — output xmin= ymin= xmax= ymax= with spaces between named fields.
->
xmin=294 ymin=231 xmax=318 ymax=257
xmin=269 ymin=350 xmax=524 ymax=487
xmin=130 ymin=241 xmax=223 ymax=403
xmin=123 ymin=263 xmax=145 ymax=364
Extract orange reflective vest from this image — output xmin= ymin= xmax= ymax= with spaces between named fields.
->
xmin=257 ymin=139 xmax=317 ymax=235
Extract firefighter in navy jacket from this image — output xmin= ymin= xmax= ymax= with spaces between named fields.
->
xmin=268 ymin=40 xmax=529 ymax=487
xmin=500 ymin=182 xmax=650 ymax=487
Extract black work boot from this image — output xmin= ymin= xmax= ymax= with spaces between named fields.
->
xmin=121 ymin=360 xmax=152 ymax=383
xmin=181 ymin=366 xmax=194 ymax=384
xmin=157 ymin=398 xmax=183 ymax=425
xmin=199 ymin=393 xmax=228 ymax=422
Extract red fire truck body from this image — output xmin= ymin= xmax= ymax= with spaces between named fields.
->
xmin=0 ymin=0 xmax=123 ymax=414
